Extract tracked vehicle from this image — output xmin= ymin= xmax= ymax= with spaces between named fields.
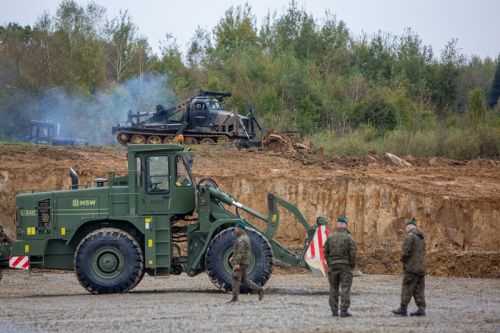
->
xmin=9 ymin=144 xmax=328 ymax=293
xmin=112 ymin=91 xmax=262 ymax=145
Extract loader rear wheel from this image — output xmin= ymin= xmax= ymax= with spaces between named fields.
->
xmin=74 ymin=228 xmax=144 ymax=294
xmin=205 ymin=227 xmax=273 ymax=293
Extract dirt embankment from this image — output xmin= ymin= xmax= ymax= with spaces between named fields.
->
xmin=0 ymin=144 xmax=499 ymax=277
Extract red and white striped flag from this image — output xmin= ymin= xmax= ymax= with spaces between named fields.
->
xmin=304 ymin=225 xmax=330 ymax=277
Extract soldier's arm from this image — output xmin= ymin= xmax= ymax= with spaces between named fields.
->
xmin=349 ymin=238 xmax=357 ymax=269
xmin=232 ymin=240 xmax=243 ymax=263
xmin=401 ymin=234 xmax=413 ymax=262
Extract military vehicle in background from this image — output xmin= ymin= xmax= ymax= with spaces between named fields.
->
xmin=112 ymin=91 xmax=262 ymax=145
xmin=28 ymin=120 xmax=89 ymax=146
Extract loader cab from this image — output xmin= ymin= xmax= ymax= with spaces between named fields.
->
xmin=29 ymin=120 xmax=58 ymax=144
xmin=128 ymin=145 xmax=196 ymax=216
xmin=189 ymin=97 xmax=209 ymax=127
xmin=189 ymin=97 xmax=223 ymax=128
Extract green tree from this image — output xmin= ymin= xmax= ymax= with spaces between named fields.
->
xmin=187 ymin=26 xmax=211 ymax=68
xmin=154 ymin=34 xmax=190 ymax=97
xmin=317 ymin=12 xmax=350 ymax=77
xmin=54 ymin=0 xmax=107 ymax=91
xmin=428 ymin=39 xmax=462 ymax=119
xmin=105 ymin=10 xmax=138 ymax=82
xmin=212 ymin=4 xmax=258 ymax=58
xmin=487 ymin=61 xmax=500 ymax=109
xmin=351 ymin=91 xmax=397 ymax=130
xmin=467 ymin=89 xmax=486 ymax=121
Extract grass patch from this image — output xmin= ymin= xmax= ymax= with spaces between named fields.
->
xmin=308 ymin=117 xmax=500 ymax=159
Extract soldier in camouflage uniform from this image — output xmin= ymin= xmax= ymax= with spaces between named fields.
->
xmin=228 ymin=221 xmax=264 ymax=303
xmin=0 ymin=224 xmax=12 ymax=282
xmin=323 ymin=216 xmax=357 ymax=317
xmin=393 ymin=218 xmax=426 ymax=316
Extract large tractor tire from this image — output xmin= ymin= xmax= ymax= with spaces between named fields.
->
xmin=74 ymin=228 xmax=144 ymax=294
xmin=205 ymin=227 xmax=273 ymax=293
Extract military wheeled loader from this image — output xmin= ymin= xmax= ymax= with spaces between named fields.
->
xmin=8 ymin=144 xmax=329 ymax=293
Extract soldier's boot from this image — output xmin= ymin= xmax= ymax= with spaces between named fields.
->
xmin=227 ymin=295 xmax=238 ymax=303
xmin=258 ymin=289 xmax=264 ymax=301
xmin=332 ymin=311 xmax=339 ymax=317
xmin=410 ymin=308 xmax=425 ymax=316
xmin=392 ymin=306 xmax=408 ymax=316
xmin=339 ymin=310 xmax=352 ymax=318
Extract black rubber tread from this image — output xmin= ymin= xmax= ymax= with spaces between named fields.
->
xmin=129 ymin=269 xmax=146 ymax=290
xmin=74 ymin=228 xmax=144 ymax=294
xmin=205 ymin=227 xmax=273 ymax=292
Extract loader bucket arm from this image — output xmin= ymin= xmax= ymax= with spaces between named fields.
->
xmin=206 ymin=186 xmax=327 ymax=269
xmin=265 ymin=193 xmax=315 ymax=240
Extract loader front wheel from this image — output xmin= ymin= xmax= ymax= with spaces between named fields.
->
xmin=74 ymin=228 xmax=144 ymax=294
xmin=205 ymin=227 xmax=273 ymax=293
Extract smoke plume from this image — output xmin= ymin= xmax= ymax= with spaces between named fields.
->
xmin=2 ymin=73 xmax=174 ymax=145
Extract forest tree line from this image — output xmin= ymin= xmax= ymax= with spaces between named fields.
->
xmin=1 ymin=0 xmax=499 ymax=157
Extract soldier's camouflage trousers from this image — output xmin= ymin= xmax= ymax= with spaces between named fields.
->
xmin=401 ymin=272 xmax=426 ymax=309
xmin=232 ymin=264 xmax=262 ymax=299
xmin=328 ymin=264 xmax=353 ymax=313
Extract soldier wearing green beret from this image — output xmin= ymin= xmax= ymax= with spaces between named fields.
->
xmin=393 ymin=218 xmax=426 ymax=316
xmin=227 ymin=221 xmax=264 ymax=303
xmin=323 ymin=216 xmax=357 ymax=317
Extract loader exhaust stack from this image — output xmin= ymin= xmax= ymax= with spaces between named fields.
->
xmin=69 ymin=167 xmax=78 ymax=190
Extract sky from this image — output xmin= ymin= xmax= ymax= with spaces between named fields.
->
xmin=1 ymin=0 xmax=499 ymax=59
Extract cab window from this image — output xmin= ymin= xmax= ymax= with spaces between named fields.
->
xmin=147 ymin=156 xmax=169 ymax=193
xmin=207 ymin=100 xmax=220 ymax=110
xmin=176 ymin=156 xmax=192 ymax=187
xmin=40 ymin=127 xmax=49 ymax=137
xmin=135 ymin=156 xmax=142 ymax=187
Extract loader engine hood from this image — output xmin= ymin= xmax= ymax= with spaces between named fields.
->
xmin=15 ymin=186 xmax=115 ymax=241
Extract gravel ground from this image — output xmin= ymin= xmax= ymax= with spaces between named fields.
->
xmin=0 ymin=269 xmax=499 ymax=332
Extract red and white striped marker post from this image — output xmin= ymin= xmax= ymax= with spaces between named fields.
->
xmin=9 ymin=256 xmax=30 ymax=270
